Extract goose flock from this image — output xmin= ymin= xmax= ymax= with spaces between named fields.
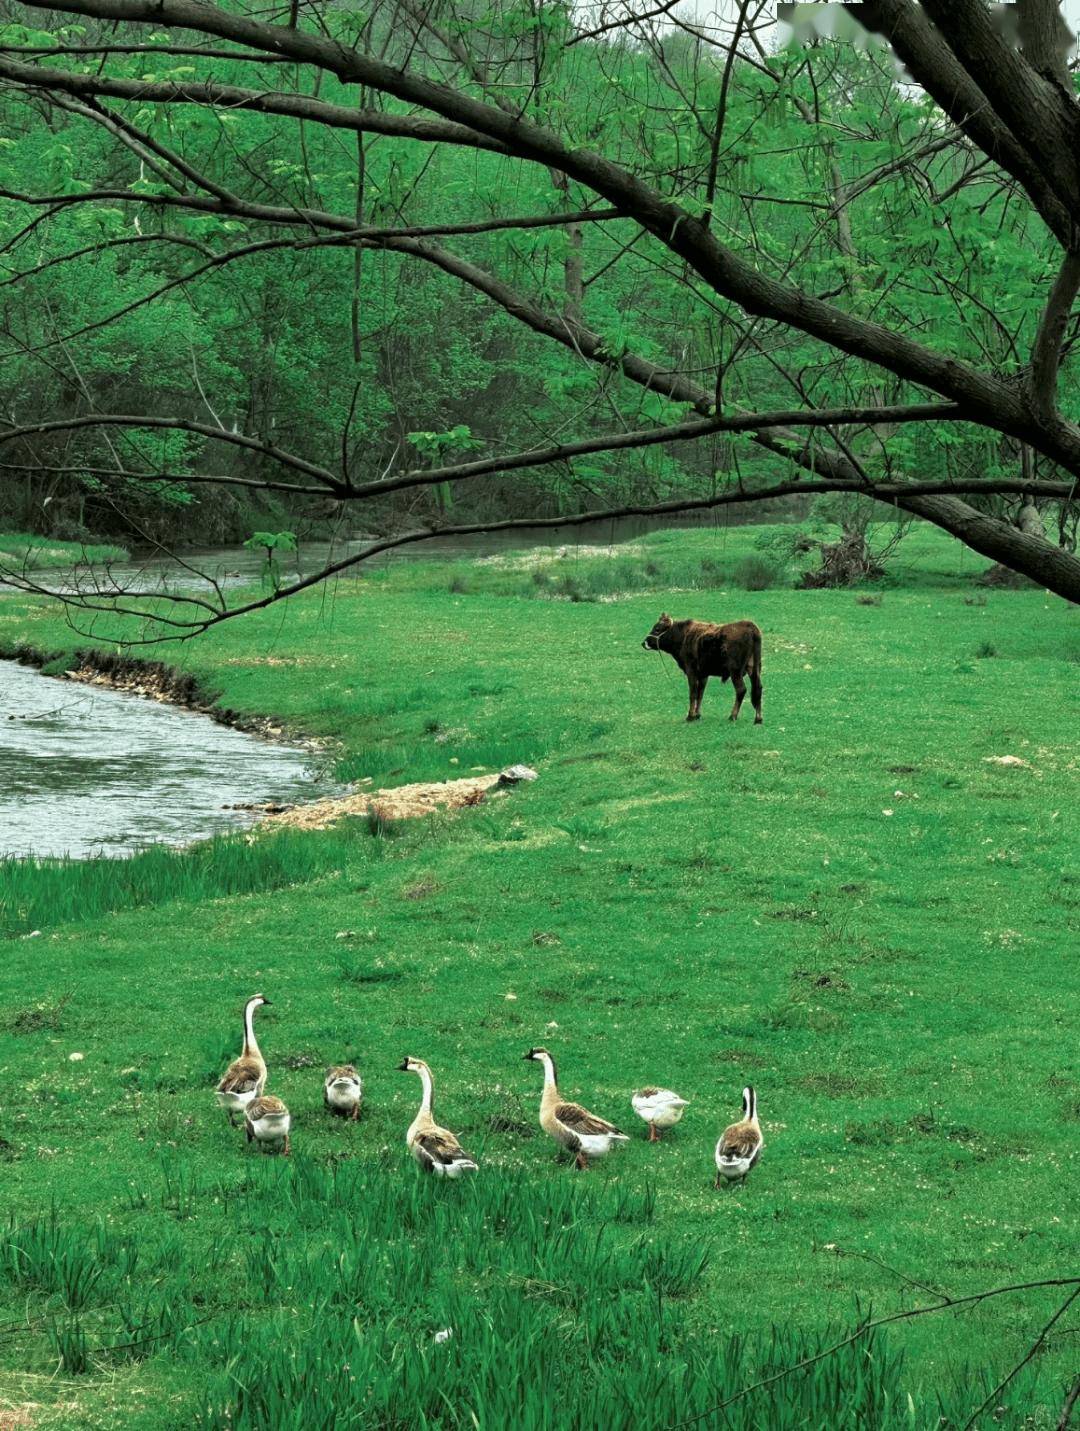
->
xmin=215 ymin=995 xmax=765 ymax=1184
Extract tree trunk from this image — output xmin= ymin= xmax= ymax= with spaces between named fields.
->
xmin=897 ymin=492 xmax=1080 ymax=599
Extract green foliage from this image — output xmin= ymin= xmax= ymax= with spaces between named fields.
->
xmin=243 ymin=531 xmax=298 ymax=556
xmin=243 ymin=531 xmax=298 ymax=588
xmin=0 ymin=21 xmax=1060 ymax=555
xmin=0 ymin=532 xmax=128 ymax=570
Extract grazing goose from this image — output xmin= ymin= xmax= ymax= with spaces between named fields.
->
xmin=524 ymin=1047 xmax=629 ymax=1169
xmin=631 ymin=1087 xmax=690 ymax=1141
xmin=714 ymin=1086 xmax=764 ymax=1186
xmin=245 ymin=1094 xmax=291 ymax=1154
xmin=215 ymin=994 xmax=270 ymax=1125
xmin=324 ymin=1064 xmax=363 ymax=1120
xmin=397 ymin=1057 xmax=477 ymax=1178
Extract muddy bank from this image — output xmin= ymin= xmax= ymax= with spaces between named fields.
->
xmin=0 ymin=642 xmax=328 ymax=753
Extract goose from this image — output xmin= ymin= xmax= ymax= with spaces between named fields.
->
xmin=245 ymin=1094 xmax=291 ymax=1154
xmin=524 ymin=1047 xmax=629 ymax=1169
xmin=631 ymin=1087 xmax=690 ymax=1141
xmin=714 ymin=1086 xmax=764 ymax=1186
xmin=324 ymin=1064 xmax=363 ymax=1120
xmin=215 ymin=994 xmax=270 ymax=1125
xmin=397 ymin=1057 xmax=477 ymax=1177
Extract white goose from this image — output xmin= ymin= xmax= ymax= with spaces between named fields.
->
xmin=324 ymin=1064 xmax=363 ymax=1120
xmin=631 ymin=1087 xmax=690 ymax=1141
xmin=245 ymin=1095 xmax=291 ymax=1155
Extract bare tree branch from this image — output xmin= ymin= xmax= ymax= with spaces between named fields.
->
xmin=1029 ymin=248 xmax=1080 ymax=421
xmin=10 ymin=0 xmax=1058 ymax=448
xmin=668 ymin=1275 xmax=1080 ymax=1430
xmin=0 ymin=54 xmax=512 ymax=154
xmin=0 ymin=415 xmax=346 ymax=490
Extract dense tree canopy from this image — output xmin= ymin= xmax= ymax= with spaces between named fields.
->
xmin=1 ymin=0 xmax=1080 ymax=631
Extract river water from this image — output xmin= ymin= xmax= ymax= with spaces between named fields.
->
xmin=0 ymin=511 xmax=745 ymax=598
xmin=0 ymin=660 xmax=335 ymax=859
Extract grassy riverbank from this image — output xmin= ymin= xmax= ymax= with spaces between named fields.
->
xmin=0 ymin=524 xmax=1077 ymax=1428
xmin=0 ymin=532 xmax=128 ymax=572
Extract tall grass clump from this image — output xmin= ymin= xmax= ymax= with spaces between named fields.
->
xmin=0 ymin=1169 xmax=1008 ymax=1428
xmin=0 ymin=826 xmax=372 ymax=937
xmin=0 ymin=1169 xmax=1056 ymax=1426
xmin=733 ymin=554 xmax=784 ymax=590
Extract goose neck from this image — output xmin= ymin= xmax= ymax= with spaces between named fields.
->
xmin=243 ymin=1000 xmax=261 ymax=1059
xmin=539 ymin=1053 xmax=559 ymax=1094
xmin=416 ymin=1064 xmax=434 ymax=1116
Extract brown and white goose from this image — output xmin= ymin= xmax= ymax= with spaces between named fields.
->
xmin=324 ymin=1064 xmax=363 ymax=1120
xmin=245 ymin=1094 xmax=291 ymax=1154
xmin=524 ymin=1047 xmax=629 ymax=1169
xmin=215 ymin=994 xmax=270 ymax=1125
xmin=397 ymin=1057 xmax=478 ymax=1178
xmin=714 ymin=1086 xmax=764 ymax=1186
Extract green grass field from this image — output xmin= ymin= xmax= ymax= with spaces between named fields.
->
xmin=0 ymin=523 xmax=1077 ymax=1428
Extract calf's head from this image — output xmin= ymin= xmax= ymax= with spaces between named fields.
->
xmin=642 ymin=612 xmax=674 ymax=651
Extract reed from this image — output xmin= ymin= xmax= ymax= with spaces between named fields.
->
xmin=2 ymin=1171 xmax=1046 ymax=1428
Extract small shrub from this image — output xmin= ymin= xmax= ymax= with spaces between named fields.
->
xmin=699 ymin=557 xmax=724 ymax=584
xmin=552 ymin=575 xmax=596 ymax=603
xmin=855 ymin=593 xmax=882 ymax=606
xmin=964 ymin=594 xmax=988 ymax=608
xmin=447 ymin=574 xmax=471 ymax=595
xmin=365 ymin=810 xmax=401 ymax=839
xmin=337 ymin=959 xmax=406 ymax=986
xmin=976 ymin=641 xmax=999 ymax=658
xmin=733 ymin=555 xmax=781 ymax=591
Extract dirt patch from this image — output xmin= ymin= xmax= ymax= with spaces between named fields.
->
xmin=260 ymin=772 xmax=506 ymax=830
xmin=0 ymin=1408 xmax=38 ymax=1430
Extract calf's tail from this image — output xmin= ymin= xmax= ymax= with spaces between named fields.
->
xmin=751 ymin=627 xmax=762 ymax=676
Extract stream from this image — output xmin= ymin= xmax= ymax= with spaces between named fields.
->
xmin=0 ymin=660 xmax=336 ymax=859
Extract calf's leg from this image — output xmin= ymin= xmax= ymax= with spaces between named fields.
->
xmin=729 ymin=673 xmax=747 ymax=721
xmin=750 ymin=669 xmax=763 ymax=724
xmin=686 ymin=672 xmax=704 ymax=721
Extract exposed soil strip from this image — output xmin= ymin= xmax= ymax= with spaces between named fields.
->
xmin=260 ymin=773 xmax=503 ymax=830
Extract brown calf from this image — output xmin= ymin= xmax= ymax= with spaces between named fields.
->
xmin=642 ymin=613 xmax=763 ymax=723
